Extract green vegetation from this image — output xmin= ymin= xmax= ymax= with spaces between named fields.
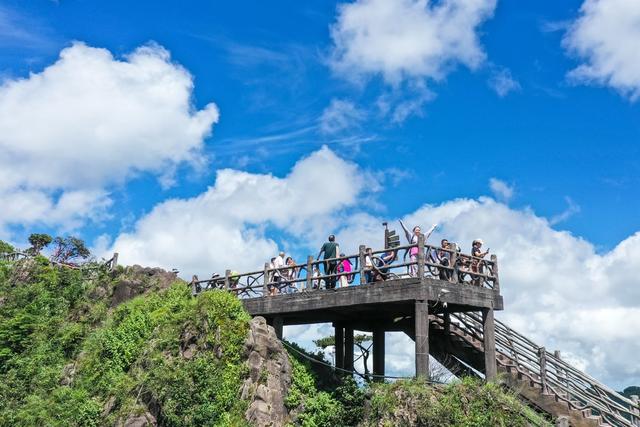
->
xmin=0 ymin=240 xmax=14 ymax=254
xmin=27 ymin=233 xmax=53 ymax=255
xmin=364 ymin=377 xmax=551 ymax=427
xmin=0 ymin=250 xmax=251 ymax=426
xmin=285 ymin=344 xmax=365 ymax=427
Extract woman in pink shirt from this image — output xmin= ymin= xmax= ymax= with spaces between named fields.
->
xmin=337 ymin=254 xmax=353 ymax=287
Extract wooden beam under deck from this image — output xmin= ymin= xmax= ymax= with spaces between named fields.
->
xmin=242 ymin=277 xmax=503 ymax=326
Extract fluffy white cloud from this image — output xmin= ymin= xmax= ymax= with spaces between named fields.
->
xmin=330 ymin=0 xmax=497 ymax=84
xmin=564 ymin=0 xmax=640 ymax=100
xmin=108 ymin=147 xmax=371 ymax=276
xmin=0 ymin=42 xmax=218 ymax=230
xmin=327 ymin=198 xmax=640 ymax=388
xmin=319 ymin=98 xmax=366 ymax=134
xmin=489 ymin=177 xmax=514 ymax=202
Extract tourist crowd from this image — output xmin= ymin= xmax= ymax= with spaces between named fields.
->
xmin=259 ymin=224 xmax=491 ymax=295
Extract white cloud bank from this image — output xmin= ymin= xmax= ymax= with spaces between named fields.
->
xmin=109 ymin=147 xmax=371 ymax=276
xmin=0 ymin=42 xmax=218 ymax=232
xmin=564 ymin=0 xmax=640 ymax=100
xmin=107 ymin=147 xmax=640 ymax=388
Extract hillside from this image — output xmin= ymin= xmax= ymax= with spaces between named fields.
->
xmin=0 ymin=250 xmax=550 ymax=426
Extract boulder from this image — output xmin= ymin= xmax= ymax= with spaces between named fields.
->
xmin=110 ymin=265 xmax=180 ymax=307
xmin=241 ymin=316 xmax=292 ymax=427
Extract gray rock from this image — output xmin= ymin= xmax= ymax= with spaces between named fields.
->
xmin=241 ymin=316 xmax=292 ymax=427
xmin=60 ymin=362 xmax=76 ymax=386
xmin=119 ymin=412 xmax=157 ymax=427
xmin=110 ymin=266 xmax=180 ymax=307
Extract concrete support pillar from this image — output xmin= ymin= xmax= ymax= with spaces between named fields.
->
xmin=273 ymin=316 xmax=283 ymax=340
xmin=344 ymin=326 xmax=354 ymax=373
xmin=372 ymin=326 xmax=385 ymax=382
xmin=482 ymin=308 xmax=497 ymax=381
xmin=415 ymin=300 xmax=430 ymax=378
xmin=335 ymin=324 xmax=344 ymax=370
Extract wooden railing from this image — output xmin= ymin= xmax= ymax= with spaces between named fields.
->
xmin=0 ymin=251 xmax=29 ymax=262
xmin=442 ymin=312 xmax=640 ymax=427
xmin=0 ymin=251 xmax=120 ymax=272
xmin=191 ymin=235 xmax=500 ymax=297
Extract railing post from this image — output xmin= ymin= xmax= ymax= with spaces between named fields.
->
xmin=417 ymin=234 xmax=425 ymax=282
xmin=630 ymin=395 xmax=638 ymax=425
xmin=359 ymin=245 xmax=366 ymax=285
xmin=224 ymin=269 xmax=230 ymax=291
xmin=482 ymin=308 xmax=497 ymax=381
xmin=415 ymin=300 xmax=429 ymax=378
xmin=539 ymin=346 xmax=548 ymax=393
xmin=491 ymin=254 xmax=500 ymax=292
xmin=306 ymin=256 xmax=313 ymax=290
xmin=191 ymin=275 xmax=199 ymax=296
xmin=449 ymin=248 xmax=458 ymax=284
xmin=263 ymin=263 xmax=270 ymax=296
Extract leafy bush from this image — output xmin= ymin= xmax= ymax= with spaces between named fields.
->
xmin=365 ymin=377 xmax=551 ymax=427
xmin=286 ymin=356 xmax=344 ymax=427
xmin=0 ymin=259 xmax=251 ymax=427
xmin=0 ymin=240 xmax=14 ymax=254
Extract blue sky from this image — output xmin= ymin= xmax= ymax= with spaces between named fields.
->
xmin=1 ymin=0 xmax=639 ymax=388
xmin=2 ymin=0 xmax=638 ymax=249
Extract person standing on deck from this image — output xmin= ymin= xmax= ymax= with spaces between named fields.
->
xmin=470 ymin=239 xmax=489 ymax=286
xmin=317 ymin=235 xmax=340 ymax=289
xmin=399 ymin=220 xmax=437 ymax=277
xmin=337 ymin=253 xmax=353 ymax=288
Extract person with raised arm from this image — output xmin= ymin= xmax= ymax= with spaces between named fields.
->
xmin=399 ymin=220 xmax=437 ymax=277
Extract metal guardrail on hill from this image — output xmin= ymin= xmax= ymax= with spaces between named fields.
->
xmin=190 ymin=235 xmax=500 ymax=298
xmin=444 ymin=312 xmax=640 ymax=427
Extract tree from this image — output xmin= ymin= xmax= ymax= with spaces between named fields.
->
xmin=50 ymin=236 xmax=91 ymax=264
xmin=622 ymin=386 xmax=640 ymax=399
xmin=27 ymin=233 xmax=53 ymax=255
xmin=315 ymin=333 xmax=373 ymax=382
xmin=315 ymin=333 xmax=453 ymax=384
xmin=0 ymin=240 xmax=14 ymax=255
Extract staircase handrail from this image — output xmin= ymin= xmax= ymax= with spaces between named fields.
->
xmin=448 ymin=312 xmax=639 ymax=426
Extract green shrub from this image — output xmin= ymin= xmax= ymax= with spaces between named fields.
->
xmin=0 ymin=259 xmax=251 ymax=427
xmin=365 ymin=377 xmax=551 ymax=427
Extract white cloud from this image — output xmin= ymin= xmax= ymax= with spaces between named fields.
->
xmin=108 ymin=147 xmax=372 ymax=276
xmin=328 ymin=0 xmax=496 ymax=121
xmin=0 ymin=42 xmax=218 ymax=230
xmin=330 ymin=0 xmax=496 ymax=84
xmin=489 ymin=178 xmax=514 ymax=202
xmin=319 ymin=98 xmax=366 ymax=134
xmin=564 ymin=0 xmax=640 ymax=100
xmin=488 ymin=68 xmax=521 ymax=97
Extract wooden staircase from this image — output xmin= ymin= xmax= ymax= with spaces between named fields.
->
xmin=405 ymin=313 xmax=639 ymax=427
